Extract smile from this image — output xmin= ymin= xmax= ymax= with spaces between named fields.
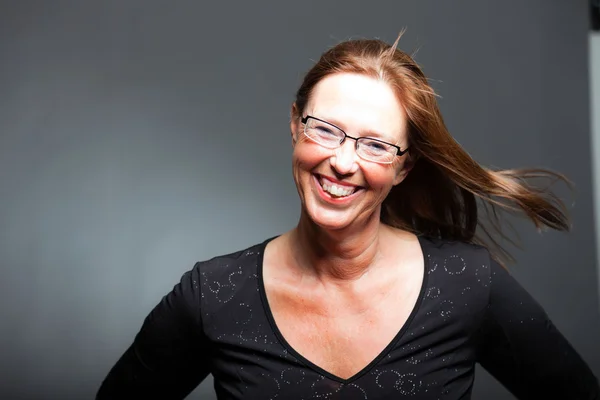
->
xmin=315 ymin=174 xmax=361 ymax=198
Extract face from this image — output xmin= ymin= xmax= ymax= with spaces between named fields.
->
xmin=290 ymin=72 xmax=410 ymax=231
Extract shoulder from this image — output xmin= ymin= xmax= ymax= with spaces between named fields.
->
xmin=418 ymin=236 xmax=494 ymax=315
xmin=194 ymin=236 xmax=274 ymax=307
xmin=418 ymin=236 xmax=493 ymax=272
xmin=194 ymin=237 xmax=276 ymax=339
xmin=166 ymin=239 xmax=269 ymax=309
xmin=194 ymin=236 xmax=273 ymax=276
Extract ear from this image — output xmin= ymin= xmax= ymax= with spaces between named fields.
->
xmin=392 ymin=154 xmax=415 ymax=186
xmin=290 ymin=102 xmax=300 ymax=146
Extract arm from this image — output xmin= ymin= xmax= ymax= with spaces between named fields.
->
xmin=96 ymin=263 xmax=211 ymax=399
xmin=477 ymin=257 xmax=599 ymax=400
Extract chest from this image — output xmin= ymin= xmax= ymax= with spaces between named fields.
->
xmin=263 ymin=270 xmax=423 ymax=380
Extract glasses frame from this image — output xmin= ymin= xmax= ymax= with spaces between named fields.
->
xmin=300 ymin=115 xmax=409 ymax=164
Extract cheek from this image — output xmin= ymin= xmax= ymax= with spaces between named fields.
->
xmin=291 ymin=146 xmax=319 ymax=194
xmin=362 ymin=165 xmax=398 ymax=190
xmin=293 ymin=141 xmax=331 ymax=171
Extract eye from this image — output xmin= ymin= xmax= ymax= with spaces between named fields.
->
xmin=314 ymin=124 xmax=338 ymax=136
xmin=362 ymin=139 xmax=389 ymax=152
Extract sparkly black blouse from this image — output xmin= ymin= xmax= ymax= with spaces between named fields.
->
xmin=97 ymin=236 xmax=599 ymax=399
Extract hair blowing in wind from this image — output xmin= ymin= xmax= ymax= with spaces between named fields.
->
xmin=293 ymin=31 xmax=571 ymax=266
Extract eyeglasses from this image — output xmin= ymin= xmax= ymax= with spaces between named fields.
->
xmin=300 ymin=115 xmax=408 ymax=164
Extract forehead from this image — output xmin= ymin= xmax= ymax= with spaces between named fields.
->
xmin=306 ymin=73 xmax=406 ymax=141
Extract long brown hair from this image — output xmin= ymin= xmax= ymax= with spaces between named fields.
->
xmin=293 ymin=33 xmax=571 ymax=265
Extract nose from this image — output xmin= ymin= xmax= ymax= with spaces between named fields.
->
xmin=330 ymin=139 xmax=359 ymax=175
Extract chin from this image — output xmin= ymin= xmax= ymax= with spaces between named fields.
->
xmin=303 ymin=203 xmax=357 ymax=231
xmin=312 ymin=218 xmax=351 ymax=231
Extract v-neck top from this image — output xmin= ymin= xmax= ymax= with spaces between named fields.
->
xmin=258 ymin=236 xmax=428 ymax=384
xmin=96 ymin=236 xmax=599 ymax=399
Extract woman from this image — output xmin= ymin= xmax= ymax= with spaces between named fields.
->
xmin=97 ymin=35 xmax=600 ymax=399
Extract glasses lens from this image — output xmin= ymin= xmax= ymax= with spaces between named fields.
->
xmin=357 ymin=138 xmax=396 ymax=164
xmin=304 ymin=118 xmax=344 ymax=148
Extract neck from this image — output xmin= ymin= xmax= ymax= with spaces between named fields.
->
xmin=291 ymin=209 xmax=387 ymax=282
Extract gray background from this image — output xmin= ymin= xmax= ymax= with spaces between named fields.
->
xmin=593 ymin=33 xmax=600 ymax=303
xmin=1 ymin=1 xmax=599 ymax=399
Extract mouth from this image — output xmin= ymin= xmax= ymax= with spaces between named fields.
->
xmin=314 ymin=174 xmax=362 ymax=199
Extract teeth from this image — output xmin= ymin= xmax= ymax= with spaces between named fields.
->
xmin=319 ymin=177 xmax=355 ymax=197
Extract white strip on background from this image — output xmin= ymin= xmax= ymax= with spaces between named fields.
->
xmin=589 ymin=32 xmax=600 ymax=307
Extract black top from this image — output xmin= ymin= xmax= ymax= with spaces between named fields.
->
xmin=97 ymin=236 xmax=599 ymax=399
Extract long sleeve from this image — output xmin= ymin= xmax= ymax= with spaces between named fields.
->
xmin=476 ymin=258 xmax=600 ymax=399
xmin=96 ymin=262 xmax=211 ymax=399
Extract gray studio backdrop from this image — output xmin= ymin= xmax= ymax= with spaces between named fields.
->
xmin=1 ymin=1 xmax=599 ymax=399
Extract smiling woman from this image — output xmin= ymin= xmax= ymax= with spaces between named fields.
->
xmin=290 ymin=73 xmax=409 ymax=233
xmin=96 ymin=34 xmax=600 ymax=399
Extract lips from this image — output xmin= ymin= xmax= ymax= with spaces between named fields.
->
xmin=313 ymin=174 xmax=363 ymax=200
xmin=316 ymin=174 xmax=361 ymax=189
